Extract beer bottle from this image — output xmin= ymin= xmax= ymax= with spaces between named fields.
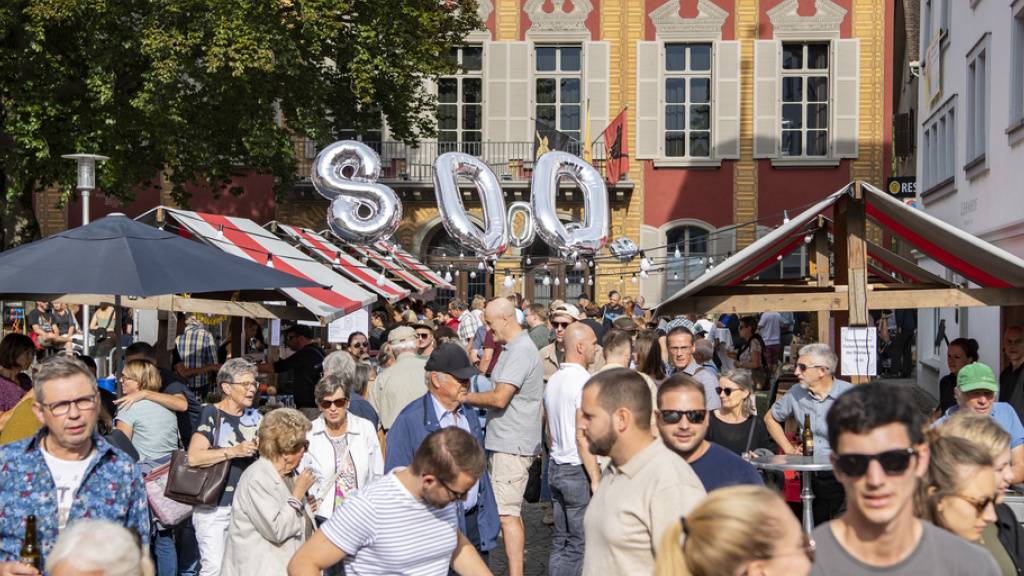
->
xmin=19 ymin=514 xmax=41 ymax=569
xmin=802 ymin=414 xmax=814 ymax=456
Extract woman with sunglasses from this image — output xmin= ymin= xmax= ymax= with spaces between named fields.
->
xmin=300 ymin=373 xmax=383 ymax=533
xmin=936 ymin=414 xmax=1023 ymax=575
xmin=222 ymin=408 xmax=316 ymax=576
xmin=917 ymin=434 xmax=1000 ymax=549
xmin=654 ymin=485 xmax=812 ymax=576
xmin=706 ymin=369 xmax=776 ymax=457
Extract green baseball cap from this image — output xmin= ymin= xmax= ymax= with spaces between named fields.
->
xmin=957 ymin=362 xmax=999 ymax=393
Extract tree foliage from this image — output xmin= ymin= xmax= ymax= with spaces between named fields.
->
xmin=0 ymin=0 xmax=480 ymax=247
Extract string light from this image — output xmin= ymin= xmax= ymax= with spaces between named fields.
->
xmin=265 ymin=254 xmax=273 ymax=268
xmin=503 ymin=275 xmax=514 ymax=288
xmin=444 ymin=270 xmax=453 ymax=283
xmin=217 ymin=225 xmax=225 ymax=240
xmin=376 ymin=270 xmax=386 ymax=285
xmin=543 ymin=275 xmax=551 ymax=286
xmin=674 ymin=245 xmax=681 ymax=259
xmin=783 ymin=210 xmax=790 ymax=224
xmin=477 ymin=261 xmax=485 ymax=271
xmin=554 ymin=276 xmax=561 ymax=286
xmin=526 ymin=256 xmax=532 ymax=265
xmin=470 ymin=271 xmax=477 ymax=279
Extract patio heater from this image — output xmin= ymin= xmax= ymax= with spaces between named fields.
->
xmin=61 ymin=153 xmax=109 ymax=353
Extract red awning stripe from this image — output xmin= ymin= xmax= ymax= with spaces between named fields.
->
xmin=728 ymin=236 xmax=807 ymax=286
xmin=289 ymin=227 xmax=407 ymax=299
xmin=197 ymin=213 xmax=362 ymax=314
xmin=375 ymin=241 xmax=454 ymax=289
xmin=352 ymin=245 xmax=431 ymax=292
xmin=865 ymin=204 xmax=1012 ymax=288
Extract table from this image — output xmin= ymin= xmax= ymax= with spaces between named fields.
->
xmin=750 ymin=454 xmax=834 ymax=534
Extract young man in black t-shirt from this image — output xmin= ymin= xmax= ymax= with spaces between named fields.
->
xmin=258 ymin=324 xmax=325 ymax=417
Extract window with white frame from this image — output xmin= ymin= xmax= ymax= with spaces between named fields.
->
xmin=922 ymin=102 xmax=956 ymax=190
xmin=438 ymin=46 xmax=483 ymax=152
xmin=535 ymin=46 xmax=583 ymax=148
xmin=1011 ymin=6 xmax=1024 ymax=128
xmin=664 ymin=43 xmax=712 ymax=158
xmin=664 ymin=226 xmax=710 ymax=296
xmin=966 ymin=42 xmax=988 ymax=164
xmin=780 ymin=42 xmax=830 ymax=157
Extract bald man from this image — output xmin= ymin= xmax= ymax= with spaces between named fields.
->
xmin=462 ymin=298 xmax=544 ymax=576
xmin=544 ymin=322 xmax=601 ymax=574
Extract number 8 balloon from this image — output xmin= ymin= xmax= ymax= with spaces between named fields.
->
xmin=531 ymin=151 xmax=609 ymax=255
xmin=311 ymin=141 xmax=403 ymax=244
xmin=433 ymin=152 xmax=508 ymax=258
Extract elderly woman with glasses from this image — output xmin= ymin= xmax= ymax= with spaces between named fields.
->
xmin=187 ymin=358 xmax=263 ymax=576
xmin=221 ymin=408 xmax=315 ymax=576
xmin=299 ymin=374 xmax=383 ymax=529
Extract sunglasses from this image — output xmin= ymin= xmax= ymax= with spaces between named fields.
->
xmin=715 ymin=387 xmax=741 ymax=397
xmin=796 ymin=363 xmax=825 ymax=372
xmin=833 ymin=448 xmax=917 ymax=477
xmin=659 ymin=409 xmax=707 ymax=425
xmin=416 ymin=332 xmax=432 ymax=339
xmin=950 ymin=492 xmax=1000 ymax=517
xmin=350 ymin=342 xmax=367 ymax=349
xmin=552 ymin=321 xmax=573 ymax=329
xmin=319 ymin=398 xmax=350 ymax=409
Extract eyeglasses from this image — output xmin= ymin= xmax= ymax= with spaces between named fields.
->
xmin=232 ymin=380 xmax=259 ymax=389
xmin=436 ymin=476 xmax=469 ymax=501
xmin=795 ymin=363 xmax=826 ymax=372
xmin=659 ymin=409 xmax=707 ymax=425
xmin=715 ymin=387 xmax=741 ymax=397
xmin=350 ymin=342 xmax=367 ymax=349
xmin=291 ymin=440 xmax=310 ymax=453
xmin=319 ymin=398 xmax=350 ymax=409
xmin=833 ymin=448 xmax=917 ymax=477
xmin=950 ymin=492 xmax=999 ymax=517
xmin=43 ymin=394 xmax=98 ymax=416
xmin=775 ymin=533 xmax=816 ymax=563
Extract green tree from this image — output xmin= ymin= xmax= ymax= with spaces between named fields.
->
xmin=0 ymin=0 xmax=480 ymax=247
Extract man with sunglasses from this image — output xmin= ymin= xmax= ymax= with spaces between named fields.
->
xmin=766 ymin=343 xmax=852 ymax=525
xmin=0 ymin=356 xmax=149 ymax=576
xmin=540 ymin=305 xmax=604 ymax=382
xmin=655 ymin=374 xmax=762 ymax=492
xmin=811 ymin=382 xmax=1000 ymax=575
xmin=386 ymin=343 xmax=500 ymax=565
xmin=413 ymin=322 xmax=436 ymax=358
xmin=289 ymin=427 xmax=492 ymax=576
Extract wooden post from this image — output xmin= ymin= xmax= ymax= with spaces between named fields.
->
xmin=833 ymin=182 xmax=871 ymax=383
xmin=230 ymin=316 xmax=243 ymax=359
xmin=814 ymin=216 xmax=831 ymax=347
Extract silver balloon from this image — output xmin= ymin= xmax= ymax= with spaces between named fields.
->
xmin=311 ymin=140 xmax=403 ymax=244
xmin=530 ymin=151 xmax=609 ymax=255
xmin=433 ymin=152 xmax=508 ymax=258
xmin=506 ymin=201 xmax=536 ymax=249
xmin=608 ymin=236 xmax=639 ymax=262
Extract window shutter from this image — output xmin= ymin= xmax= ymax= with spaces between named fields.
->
xmin=506 ymin=42 xmax=532 ymax=143
xmin=833 ymin=39 xmax=860 ymax=158
xmin=484 ymin=41 xmax=509 ymax=142
xmin=713 ymin=41 xmax=741 ymax=160
xmin=586 ymin=41 xmax=610 ymax=158
xmin=753 ymin=40 xmax=780 ymax=158
xmin=636 ymin=41 xmax=662 ymax=160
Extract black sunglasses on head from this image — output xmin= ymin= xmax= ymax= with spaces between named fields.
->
xmin=833 ymin=448 xmax=917 ymax=477
xmin=659 ymin=409 xmax=707 ymax=425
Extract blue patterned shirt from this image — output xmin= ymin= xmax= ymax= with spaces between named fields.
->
xmin=0 ymin=432 xmax=150 ymax=565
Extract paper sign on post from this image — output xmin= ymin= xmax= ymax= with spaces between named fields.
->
xmin=840 ymin=327 xmax=877 ymax=377
xmin=270 ymin=319 xmax=281 ymax=346
xmin=327 ymin=308 xmax=370 ymax=344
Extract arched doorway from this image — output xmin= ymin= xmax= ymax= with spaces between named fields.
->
xmin=523 ymin=240 xmax=592 ymax=308
xmin=421 ymin=224 xmax=492 ymax=305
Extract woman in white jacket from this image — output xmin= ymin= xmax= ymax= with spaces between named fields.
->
xmin=300 ymin=373 xmax=384 ymax=524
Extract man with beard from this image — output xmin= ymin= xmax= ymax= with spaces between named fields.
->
xmin=766 ymin=343 xmax=853 ymax=524
xmin=580 ymin=368 xmax=705 ymax=576
xmin=655 ymin=374 xmax=762 ymax=491
xmin=288 ymin=427 xmax=492 ymax=576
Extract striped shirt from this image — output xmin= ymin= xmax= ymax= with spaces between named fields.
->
xmin=322 ymin=470 xmax=459 ymax=576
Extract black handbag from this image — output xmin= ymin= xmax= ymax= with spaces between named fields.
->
xmin=164 ymin=411 xmax=230 ymax=506
xmin=523 ymin=457 xmax=543 ymax=503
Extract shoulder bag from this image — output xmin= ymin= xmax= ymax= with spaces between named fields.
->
xmin=165 ymin=409 xmax=231 ymax=506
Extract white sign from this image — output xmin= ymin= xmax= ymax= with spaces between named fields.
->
xmin=270 ymin=319 xmax=281 ymax=346
xmin=925 ymin=33 xmax=943 ymax=104
xmin=327 ymin=308 xmax=369 ymax=344
xmin=840 ymin=327 xmax=877 ymax=377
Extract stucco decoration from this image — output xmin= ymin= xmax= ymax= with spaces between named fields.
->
xmin=525 ymin=0 xmax=593 ymax=35
xmin=767 ymin=0 xmax=847 ymax=38
xmin=477 ymin=0 xmax=493 ymax=24
xmin=649 ymin=0 xmax=729 ymax=41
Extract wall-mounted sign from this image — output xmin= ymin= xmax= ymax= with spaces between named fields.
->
xmin=886 ymin=176 xmax=917 ymax=199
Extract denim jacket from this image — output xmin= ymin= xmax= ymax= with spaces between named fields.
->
xmin=0 ymin=431 xmax=150 ymax=566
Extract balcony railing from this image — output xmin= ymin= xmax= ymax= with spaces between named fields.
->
xmin=295 ymin=139 xmax=610 ymax=183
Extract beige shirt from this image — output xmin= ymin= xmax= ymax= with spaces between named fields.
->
xmin=582 ymin=439 xmax=706 ymax=576
xmin=368 ymin=353 xmax=427 ymax=429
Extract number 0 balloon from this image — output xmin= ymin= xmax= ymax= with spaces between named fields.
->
xmin=311 ymin=141 xmax=402 ymax=245
xmin=530 ymin=151 xmax=609 ymax=256
xmin=433 ymin=152 xmax=508 ymax=258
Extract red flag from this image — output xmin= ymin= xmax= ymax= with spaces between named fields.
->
xmin=604 ymin=109 xmax=628 ymax=183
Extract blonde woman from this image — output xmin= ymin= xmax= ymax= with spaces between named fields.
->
xmin=706 ymin=369 xmax=775 ymax=456
xmin=654 ymin=485 xmax=812 ymax=576
xmin=937 ymin=413 xmax=1022 ymax=574
xmin=115 ymin=360 xmax=179 ymax=462
xmin=917 ymin=434 xmax=999 ymax=545
xmin=221 ymin=408 xmax=316 ymax=576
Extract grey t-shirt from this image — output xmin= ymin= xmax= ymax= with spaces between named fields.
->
xmin=115 ymin=399 xmax=179 ymax=462
xmin=486 ymin=331 xmax=544 ymax=456
xmin=811 ymin=520 xmax=1001 ymax=576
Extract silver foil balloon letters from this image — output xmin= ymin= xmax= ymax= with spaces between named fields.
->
xmin=530 ymin=151 xmax=609 ymax=255
xmin=433 ymin=152 xmax=508 ymax=258
xmin=506 ymin=201 xmax=536 ymax=249
xmin=311 ymin=141 xmax=403 ymax=244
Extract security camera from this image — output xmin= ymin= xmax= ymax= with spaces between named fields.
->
xmin=909 ymin=60 xmax=921 ymax=78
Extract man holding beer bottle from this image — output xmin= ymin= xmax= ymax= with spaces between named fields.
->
xmin=0 ymin=356 xmax=149 ymax=575
xmin=765 ymin=343 xmax=853 ymax=525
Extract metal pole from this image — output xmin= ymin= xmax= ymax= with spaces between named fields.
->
xmin=61 ymin=153 xmax=108 ymax=360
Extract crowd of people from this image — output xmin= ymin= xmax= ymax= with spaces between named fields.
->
xmin=0 ymin=294 xmax=1022 ymax=576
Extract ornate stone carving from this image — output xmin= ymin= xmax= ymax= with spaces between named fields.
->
xmin=477 ymin=0 xmax=494 ymax=24
xmin=767 ymin=0 xmax=847 ymax=38
xmin=649 ymin=0 xmax=729 ymax=41
xmin=524 ymin=0 xmax=593 ymax=34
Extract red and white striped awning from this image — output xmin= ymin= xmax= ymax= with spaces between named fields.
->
xmin=271 ymin=223 xmax=410 ymax=303
xmin=374 ymin=241 xmax=455 ymax=290
xmin=346 ymin=244 xmax=432 ymax=293
xmin=162 ymin=209 xmax=375 ymax=321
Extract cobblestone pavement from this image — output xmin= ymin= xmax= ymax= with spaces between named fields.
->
xmin=487 ymin=501 xmax=554 ymax=576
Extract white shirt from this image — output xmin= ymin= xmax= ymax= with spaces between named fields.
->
xmin=758 ymin=312 xmax=782 ymax=345
xmin=544 ymin=362 xmax=591 ymax=465
xmin=40 ymin=444 xmax=96 ymax=530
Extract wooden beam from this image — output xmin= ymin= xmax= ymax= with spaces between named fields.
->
xmin=866 ymin=240 xmax=955 ymax=286
xmin=665 ymin=291 xmax=849 ymax=316
xmin=868 ymin=288 xmax=1024 ymax=309
xmin=55 ymin=294 xmax=313 ymax=321
xmin=814 ymin=219 xmax=831 ymax=346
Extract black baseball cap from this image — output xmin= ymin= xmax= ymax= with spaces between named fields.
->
xmin=425 ymin=342 xmax=479 ymax=380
